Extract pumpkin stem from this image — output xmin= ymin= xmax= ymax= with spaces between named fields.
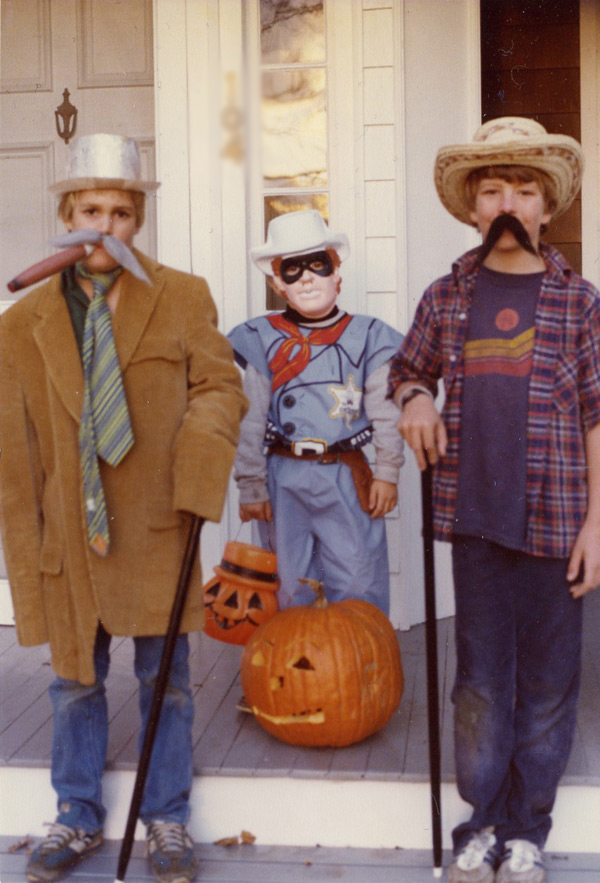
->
xmin=298 ymin=578 xmax=328 ymax=608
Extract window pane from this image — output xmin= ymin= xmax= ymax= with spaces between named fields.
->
xmin=260 ymin=0 xmax=325 ymax=64
xmin=262 ymin=68 xmax=327 ymax=189
xmin=264 ymin=193 xmax=329 ymax=228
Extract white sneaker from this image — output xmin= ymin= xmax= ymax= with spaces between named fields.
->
xmin=448 ymin=828 xmax=498 ymax=883
xmin=496 ymin=839 xmax=546 ymax=883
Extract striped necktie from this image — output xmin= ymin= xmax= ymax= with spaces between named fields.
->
xmin=77 ymin=263 xmax=134 ymax=557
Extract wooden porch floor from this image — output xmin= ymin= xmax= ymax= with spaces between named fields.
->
xmin=2 ymin=838 xmax=600 ymax=883
xmin=1 ymin=591 xmax=599 ymax=784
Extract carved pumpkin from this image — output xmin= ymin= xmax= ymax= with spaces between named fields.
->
xmin=240 ymin=580 xmax=403 ymax=746
xmin=203 ymin=542 xmax=280 ymax=645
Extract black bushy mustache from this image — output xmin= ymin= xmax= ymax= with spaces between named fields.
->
xmin=478 ymin=213 xmax=538 ymax=264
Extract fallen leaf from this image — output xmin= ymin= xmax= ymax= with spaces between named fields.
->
xmin=8 ymin=836 xmax=33 ymax=854
xmin=213 ymin=836 xmax=239 ymax=848
xmin=240 ymin=830 xmax=256 ymax=845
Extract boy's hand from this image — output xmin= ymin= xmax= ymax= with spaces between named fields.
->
xmin=398 ymin=394 xmax=448 ymax=470
xmin=239 ymin=500 xmax=273 ymax=523
xmin=567 ymin=518 xmax=600 ymax=598
xmin=369 ymin=479 xmax=397 ymax=519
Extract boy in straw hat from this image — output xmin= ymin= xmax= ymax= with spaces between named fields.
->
xmin=389 ymin=117 xmax=600 ymax=883
xmin=0 ymin=133 xmax=247 ymax=883
xmin=228 ymin=209 xmax=404 ymax=613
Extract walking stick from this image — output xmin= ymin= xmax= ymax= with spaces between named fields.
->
xmin=114 ymin=514 xmax=204 ymax=883
xmin=421 ymin=465 xmax=443 ymax=878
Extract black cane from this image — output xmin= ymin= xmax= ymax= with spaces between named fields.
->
xmin=421 ymin=466 xmax=443 ymax=878
xmin=114 ymin=514 xmax=204 ymax=883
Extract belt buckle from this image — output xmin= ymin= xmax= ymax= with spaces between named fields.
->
xmin=292 ymin=439 xmax=327 ymax=456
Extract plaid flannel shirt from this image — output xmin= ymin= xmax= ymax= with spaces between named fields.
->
xmin=388 ymin=243 xmax=600 ymax=557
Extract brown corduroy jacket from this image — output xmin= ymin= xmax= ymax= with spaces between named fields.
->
xmin=0 ymin=250 xmax=247 ymax=684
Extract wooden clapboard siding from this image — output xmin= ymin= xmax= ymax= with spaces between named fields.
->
xmin=480 ymin=0 xmax=582 ymax=272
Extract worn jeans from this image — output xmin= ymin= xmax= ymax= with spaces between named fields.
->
xmin=49 ymin=625 xmax=194 ymax=833
xmin=451 ymin=537 xmax=583 ymax=852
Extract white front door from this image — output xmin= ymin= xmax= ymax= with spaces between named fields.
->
xmin=0 ymin=0 xmax=156 ymax=623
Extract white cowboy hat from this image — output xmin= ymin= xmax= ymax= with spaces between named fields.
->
xmin=251 ymin=209 xmax=350 ymax=275
xmin=49 ymin=133 xmax=160 ymax=195
xmin=434 ymin=117 xmax=583 ymax=225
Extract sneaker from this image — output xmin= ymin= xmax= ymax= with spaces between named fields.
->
xmin=26 ymin=822 xmax=103 ymax=882
xmin=448 ymin=828 xmax=498 ymax=883
xmin=146 ymin=820 xmax=199 ymax=883
xmin=496 ymin=840 xmax=546 ymax=883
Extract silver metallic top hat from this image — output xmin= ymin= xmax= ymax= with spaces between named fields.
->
xmin=49 ymin=133 xmax=160 ymax=195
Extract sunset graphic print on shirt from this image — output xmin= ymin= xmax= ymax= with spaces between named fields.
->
xmin=463 ymin=307 xmax=535 ymax=378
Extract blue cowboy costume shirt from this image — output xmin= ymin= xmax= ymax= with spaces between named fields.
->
xmin=230 ymin=308 xmax=404 ymax=502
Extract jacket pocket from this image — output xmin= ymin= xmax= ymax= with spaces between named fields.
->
xmin=146 ymin=501 xmax=183 ymax=531
xmin=129 ymin=336 xmax=184 ymax=365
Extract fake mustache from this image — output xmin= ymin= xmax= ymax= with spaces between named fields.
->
xmin=50 ymin=230 xmax=151 ymax=284
xmin=478 ymin=214 xmax=538 ymax=264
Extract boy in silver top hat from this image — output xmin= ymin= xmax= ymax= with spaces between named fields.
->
xmin=0 ymin=133 xmax=247 ymax=883
xmin=228 ymin=209 xmax=404 ymax=614
xmin=389 ymin=118 xmax=600 ymax=883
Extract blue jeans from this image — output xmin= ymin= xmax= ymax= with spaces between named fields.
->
xmin=451 ymin=537 xmax=583 ymax=852
xmin=49 ymin=625 xmax=194 ymax=833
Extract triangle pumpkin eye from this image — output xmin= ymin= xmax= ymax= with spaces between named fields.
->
xmin=248 ymin=592 xmax=263 ymax=610
xmin=292 ymin=655 xmax=315 ymax=671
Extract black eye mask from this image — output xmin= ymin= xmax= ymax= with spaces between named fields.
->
xmin=478 ymin=213 xmax=538 ymax=265
xmin=280 ymin=251 xmax=334 ymax=284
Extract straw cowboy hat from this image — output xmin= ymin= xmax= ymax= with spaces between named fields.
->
xmin=251 ymin=209 xmax=350 ymax=274
xmin=49 ymin=133 xmax=160 ymax=195
xmin=434 ymin=116 xmax=583 ymax=225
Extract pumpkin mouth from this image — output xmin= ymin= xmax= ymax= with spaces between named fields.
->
xmin=251 ymin=707 xmax=325 ymax=725
xmin=209 ymin=613 xmax=262 ymax=631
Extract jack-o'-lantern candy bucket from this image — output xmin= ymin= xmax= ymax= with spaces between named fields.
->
xmin=241 ymin=579 xmax=403 ymax=747
xmin=202 ymin=542 xmax=279 ymax=645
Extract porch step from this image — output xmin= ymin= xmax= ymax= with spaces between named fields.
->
xmin=2 ymin=838 xmax=600 ymax=883
xmin=1 ymin=766 xmax=599 ymax=855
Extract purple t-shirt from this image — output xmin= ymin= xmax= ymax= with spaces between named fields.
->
xmin=454 ymin=266 xmax=544 ymax=550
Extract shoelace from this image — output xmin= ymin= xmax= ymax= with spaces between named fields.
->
xmin=458 ymin=830 xmax=497 ymax=870
xmin=504 ymin=839 xmax=542 ymax=871
xmin=39 ymin=823 xmax=79 ymax=853
xmin=148 ymin=822 xmax=188 ymax=855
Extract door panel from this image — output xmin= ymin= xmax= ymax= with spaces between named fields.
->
xmin=0 ymin=0 xmax=155 ymax=622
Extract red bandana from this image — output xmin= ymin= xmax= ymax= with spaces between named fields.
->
xmin=267 ymin=313 xmax=353 ymax=392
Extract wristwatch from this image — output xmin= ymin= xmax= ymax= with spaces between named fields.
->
xmin=399 ymin=386 xmax=433 ymax=408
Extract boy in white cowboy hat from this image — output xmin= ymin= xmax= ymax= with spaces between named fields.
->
xmin=228 ymin=208 xmax=404 ymax=613
xmin=0 ymin=133 xmax=247 ymax=883
xmin=389 ymin=117 xmax=600 ymax=883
